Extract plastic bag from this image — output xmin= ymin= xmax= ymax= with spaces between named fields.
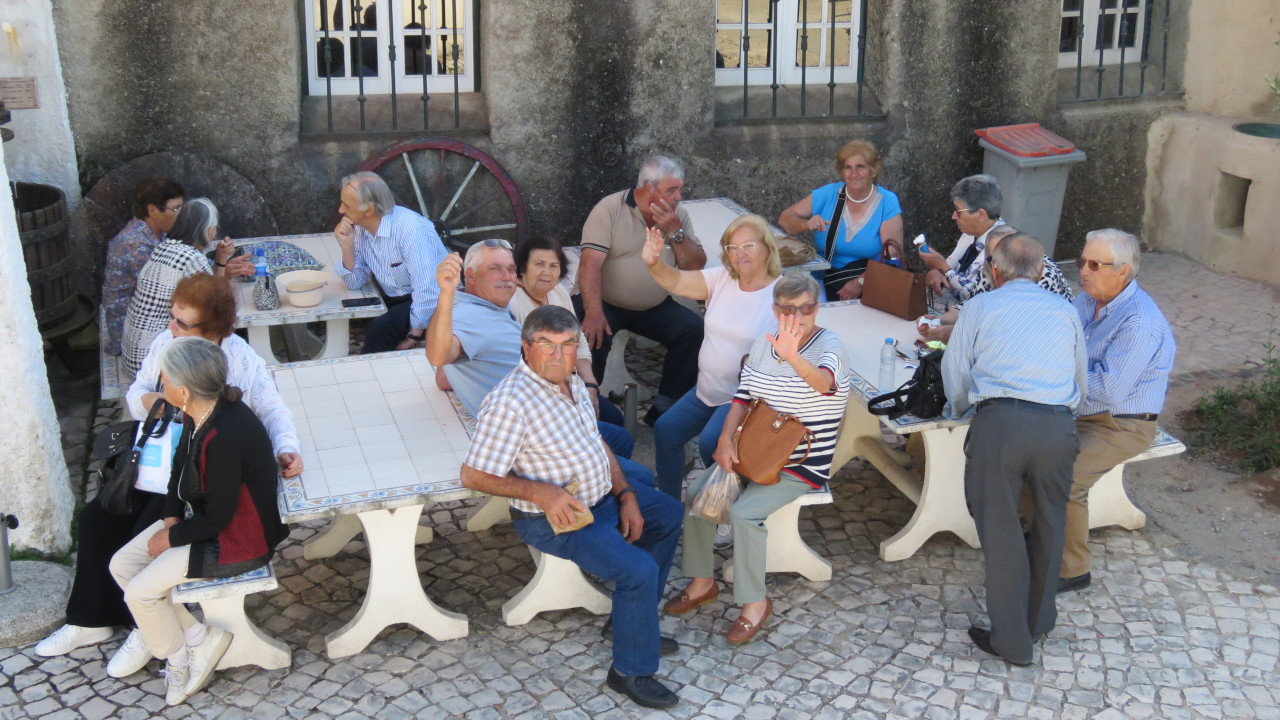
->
xmin=691 ymin=465 xmax=742 ymax=525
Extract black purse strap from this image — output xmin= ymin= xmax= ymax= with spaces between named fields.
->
xmin=823 ymin=188 xmax=847 ymax=265
xmin=135 ymin=398 xmax=173 ymax=449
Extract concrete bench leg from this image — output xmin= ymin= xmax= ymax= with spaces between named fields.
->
xmin=600 ymin=330 xmax=652 ymax=401
xmin=879 ymin=424 xmax=979 ymax=561
xmin=1087 ymin=464 xmax=1147 ymax=530
xmin=502 ymin=547 xmax=612 ymax=626
xmin=199 ymin=595 xmax=291 ymax=671
xmin=304 ymin=514 xmax=433 ymax=560
xmin=325 ymin=505 xmax=468 ymax=658
xmin=723 ymin=497 xmax=833 ymax=584
xmin=246 ymin=326 xmax=276 ymax=365
xmin=465 ymin=494 xmax=511 ymax=533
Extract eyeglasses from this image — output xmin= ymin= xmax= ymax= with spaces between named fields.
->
xmin=1076 ymin=258 xmax=1119 ymax=272
xmin=724 ymin=242 xmax=759 ymax=254
xmin=531 ymin=339 xmax=580 ymax=355
xmin=169 ymin=309 xmax=202 ymax=331
xmin=162 ymin=204 xmax=184 ymax=214
xmin=953 ymin=207 xmax=977 ymax=216
xmin=774 ymin=302 xmax=817 ymax=316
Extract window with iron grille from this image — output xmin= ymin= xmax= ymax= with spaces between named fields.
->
xmin=714 ymin=0 xmax=860 ymax=86
xmin=1058 ymin=0 xmax=1147 ymax=69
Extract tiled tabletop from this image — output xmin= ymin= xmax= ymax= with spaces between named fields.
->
xmin=271 ymin=350 xmax=478 ymax=523
xmin=233 ymin=233 xmax=386 ymax=328
xmin=683 ymin=197 xmax=830 ymax=274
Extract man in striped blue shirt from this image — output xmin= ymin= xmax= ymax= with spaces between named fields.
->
xmin=334 ymin=171 xmax=448 ymax=353
xmin=943 ymin=233 xmax=1086 ymax=666
xmin=1059 ymin=229 xmax=1175 ymax=594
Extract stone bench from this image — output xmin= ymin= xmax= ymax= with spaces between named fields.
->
xmin=723 ymin=486 xmax=835 ymax=584
xmin=99 ymin=309 xmax=132 ymax=402
xmin=1087 ymin=426 xmax=1186 ymax=531
xmin=501 ymin=546 xmax=612 ymax=626
xmin=172 ymin=564 xmax=290 ymax=671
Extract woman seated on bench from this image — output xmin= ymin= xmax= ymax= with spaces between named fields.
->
xmin=109 ymin=336 xmax=289 ymax=706
xmin=665 ymin=274 xmax=851 ymax=645
xmin=36 ymin=275 xmax=301 ymax=678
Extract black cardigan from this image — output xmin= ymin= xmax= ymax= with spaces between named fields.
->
xmin=165 ymin=398 xmax=289 ymax=579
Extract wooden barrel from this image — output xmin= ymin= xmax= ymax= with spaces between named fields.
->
xmin=11 ymin=182 xmax=75 ymax=331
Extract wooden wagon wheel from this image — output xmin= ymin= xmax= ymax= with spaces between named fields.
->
xmin=355 ymin=137 xmax=530 ymax=254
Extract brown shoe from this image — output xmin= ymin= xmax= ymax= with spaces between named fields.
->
xmin=726 ymin=599 xmax=773 ymax=645
xmin=663 ymin=582 xmax=719 ymax=614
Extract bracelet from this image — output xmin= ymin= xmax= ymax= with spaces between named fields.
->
xmin=214 ymin=260 xmax=227 ymax=268
xmin=584 ymin=382 xmax=599 ymax=389
xmin=408 ymin=331 xmax=425 ymax=341
xmin=615 ymin=487 xmax=637 ymax=501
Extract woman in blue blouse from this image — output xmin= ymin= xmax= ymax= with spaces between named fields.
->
xmin=779 ymin=140 xmax=904 ymax=301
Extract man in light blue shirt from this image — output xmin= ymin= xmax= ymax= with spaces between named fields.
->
xmin=942 ymin=232 xmax=1086 ymax=667
xmin=1059 ymin=229 xmax=1175 ymax=594
xmin=334 ymin=171 xmax=448 ymax=353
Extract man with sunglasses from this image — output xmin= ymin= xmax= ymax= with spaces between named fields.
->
xmin=1058 ymin=229 xmax=1175 ymax=595
xmin=334 ymin=171 xmax=448 ymax=353
xmin=942 ymin=233 xmax=1087 ymax=667
xmin=461 ymin=306 xmax=684 ymax=710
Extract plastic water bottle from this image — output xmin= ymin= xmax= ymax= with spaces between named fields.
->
xmin=253 ymin=248 xmax=268 ymax=278
xmin=913 ymin=233 xmax=930 ymax=255
xmin=879 ymin=338 xmax=896 ymax=393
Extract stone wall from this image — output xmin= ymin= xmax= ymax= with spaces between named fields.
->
xmin=49 ymin=0 xmax=1191 ymax=284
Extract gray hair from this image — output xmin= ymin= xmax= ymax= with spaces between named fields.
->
xmin=167 ymin=197 xmax=219 ymax=250
xmin=636 ymin=155 xmax=684 ymax=189
xmin=159 ymin=336 xmax=229 ymax=403
xmin=521 ymin=305 xmax=580 ymax=343
xmin=773 ymin=273 xmax=821 ymax=304
xmin=463 ymin=238 xmax=514 ymax=273
xmin=340 ymin=170 xmax=396 ymax=216
xmin=990 ymin=232 xmax=1045 ymax=282
xmin=1084 ymin=228 xmax=1141 ymax=279
xmin=950 ymin=174 xmax=1002 ymax=219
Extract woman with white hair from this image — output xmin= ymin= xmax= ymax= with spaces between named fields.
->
xmin=109 ymin=336 xmax=288 ymax=706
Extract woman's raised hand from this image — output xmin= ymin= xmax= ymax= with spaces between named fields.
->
xmin=640 ymin=226 xmax=665 ymax=267
xmin=767 ymin=312 xmax=804 ymax=362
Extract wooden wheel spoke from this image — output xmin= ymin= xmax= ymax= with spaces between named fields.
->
xmin=441 ymin=161 xmax=481 ymax=222
xmin=448 ymin=223 xmax=518 ymax=236
xmin=445 ymin=190 xmax=504 ymax=227
xmin=401 ymin=154 xmax=430 ymax=219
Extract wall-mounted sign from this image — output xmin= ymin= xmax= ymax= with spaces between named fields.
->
xmin=0 ymin=78 xmax=38 ymax=110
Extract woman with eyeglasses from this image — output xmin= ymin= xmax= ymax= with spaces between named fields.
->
xmin=35 ymin=275 xmax=301 ymax=677
xmin=666 ymin=273 xmax=851 ymax=645
xmin=120 ymin=198 xmax=253 ymax=374
xmin=640 ymin=214 xmax=783 ymax=503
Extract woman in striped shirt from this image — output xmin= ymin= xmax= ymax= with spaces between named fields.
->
xmin=665 ymin=274 xmax=851 ymax=644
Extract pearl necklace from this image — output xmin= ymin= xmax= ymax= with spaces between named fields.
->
xmin=188 ymin=402 xmax=215 ymax=431
xmin=849 ymin=186 xmax=875 ymax=203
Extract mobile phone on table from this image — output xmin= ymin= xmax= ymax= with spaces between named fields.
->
xmin=341 ymin=297 xmax=381 ymax=308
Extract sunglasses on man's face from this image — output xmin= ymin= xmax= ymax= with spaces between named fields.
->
xmin=774 ymin=302 xmax=817 ymax=317
xmin=1076 ymin=258 xmax=1118 ymax=272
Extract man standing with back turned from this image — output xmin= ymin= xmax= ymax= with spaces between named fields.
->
xmin=943 ymin=233 xmax=1087 ymax=666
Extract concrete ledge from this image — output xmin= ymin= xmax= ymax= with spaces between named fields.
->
xmin=0 ymin=561 xmax=72 ymax=648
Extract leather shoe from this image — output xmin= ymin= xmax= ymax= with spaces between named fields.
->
xmin=605 ymin=666 xmax=679 ymax=709
xmin=968 ymin=626 xmax=1032 ymax=666
xmin=642 ymin=405 xmax=665 ymax=427
xmin=663 ymin=582 xmax=719 ymax=614
xmin=1057 ymin=572 xmax=1091 ymax=595
xmin=600 ymin=618 xmax=679 ymax=656
xmin=726 ymin=598 xmax=772 ymax=645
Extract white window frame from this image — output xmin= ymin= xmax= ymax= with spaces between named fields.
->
xmin=1057 ymin=0 xmax=1148 ymax=69
xmin=304 ymin=0 xmax=474 ymax=96
xmin=714 ymin=0 xmax=860 ymax=86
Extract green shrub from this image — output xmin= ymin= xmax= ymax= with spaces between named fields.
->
xmin=1188 ymin=340 xmax=1280 ymax=473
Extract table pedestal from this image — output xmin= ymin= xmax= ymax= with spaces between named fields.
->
xmin=303 ymin=513 xmax=433 ymax=560
xmin=247 ymin=319 xmax=353 ymax=365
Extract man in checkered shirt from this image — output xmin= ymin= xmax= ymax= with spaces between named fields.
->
xmin=461 ymin=306 xmax=685 ymax=710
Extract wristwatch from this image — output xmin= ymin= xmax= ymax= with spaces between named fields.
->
xmin=408 ymin=330 xmax=425 ymax=341
xmin=615 ymin=487 xmax=637 ymax=501
xmin=669 ymin=229 xmax=687 ymax=245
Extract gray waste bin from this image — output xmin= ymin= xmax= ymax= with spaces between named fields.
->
xmin=976 ymin=123 xmax=1086 ymax=259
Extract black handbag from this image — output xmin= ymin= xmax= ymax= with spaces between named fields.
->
xmin=92 ymin=399 xmax=176 ymax=515
xmin=867 ymin=349 xmax=947 ymax=420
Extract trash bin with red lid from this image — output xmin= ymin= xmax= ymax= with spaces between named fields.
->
xmin=975 ymin=123 xmax=1086 ymax=259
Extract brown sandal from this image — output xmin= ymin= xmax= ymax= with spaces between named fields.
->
xmin=663 ymin=582 xmax=719 ymax=614
xmin=726 ymin=598 xmax=773 ymax=645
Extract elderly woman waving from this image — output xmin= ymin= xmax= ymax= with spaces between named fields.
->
xmin=641 ymin=214 xmax=782 ymax=501
xmin=109 ymin=337 xmax=289 ymax=706
xmin=666 ymin=274 xmax=851 ymax=645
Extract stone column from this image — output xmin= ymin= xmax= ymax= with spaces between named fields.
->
xmin=0 ymin=140 xmax=73 ymax=554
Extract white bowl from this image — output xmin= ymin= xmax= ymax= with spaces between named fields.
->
xmin=276 ymin=270 xmax=331 ymax=308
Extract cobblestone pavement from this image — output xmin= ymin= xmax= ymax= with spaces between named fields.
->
xmin=7 ymin=252 xmax=1280 ymax=719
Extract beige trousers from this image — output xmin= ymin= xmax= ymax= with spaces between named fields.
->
xmin=1061 ymin=413 xmax=1156 ymax=578
xmin=109 ymin=520 xmax=199 ymax=660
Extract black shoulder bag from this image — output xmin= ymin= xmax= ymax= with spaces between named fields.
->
xmin=92 ymin=399 xmax=176 ymax=515
xmin=867 ymin=349 xmax=947 ymax=421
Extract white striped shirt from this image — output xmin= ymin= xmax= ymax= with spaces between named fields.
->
xmin=335 ymin=205 xmax=448 ymax=330
xmin=733 ymin=328 xmax=852 ymax=488
xmin=464 ymin=361 xmax=612 ymax=514
xmin=942 ymin=279 xmax=1087 ymax=419
xmin=1075 ymin=281 xmax=1175 ymax=416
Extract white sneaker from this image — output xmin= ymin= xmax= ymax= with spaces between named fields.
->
xmin=163 ymin=654 xmax=191 ymax=705
xmin=714 ymin=524 xmax=734 ymax=549
xmin=107 ymin=628 xmax=153 ymax=678
xmin=183 ymin=626 xmax=232 ymax=698
xmin=34 ymin=624 xmax=114 ymax=657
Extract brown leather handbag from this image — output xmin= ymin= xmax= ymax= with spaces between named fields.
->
xmin=860 ymin=258 xmax=928 ymax=320
xmin=730 ymin=398 xmax=814 ymax=485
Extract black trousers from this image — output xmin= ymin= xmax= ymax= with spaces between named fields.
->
xmin=65 ymin=492 xmax=168 ymax=629
xmin=571 ymin=295 xmax=703 ymax=408
xmin=361 ymin=294 xmax=413 ymax=354
xmin=964 ymin=398 xmax=1078 ymax=664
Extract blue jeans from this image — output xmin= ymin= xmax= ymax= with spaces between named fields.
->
xmin=653 ymin=388 xmax=732 ymax=500
xmin=510 ymin=478 xmax=683 ymax=677
xmin=597 ymin=421 xmax=634 ymax=460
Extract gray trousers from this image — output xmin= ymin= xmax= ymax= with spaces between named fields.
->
xmin=964 ymin=399 xmax=1078 ymax=664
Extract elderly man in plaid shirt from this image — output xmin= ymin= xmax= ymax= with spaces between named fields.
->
xmin=461 ymin=305 xmax=684 ymax=710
